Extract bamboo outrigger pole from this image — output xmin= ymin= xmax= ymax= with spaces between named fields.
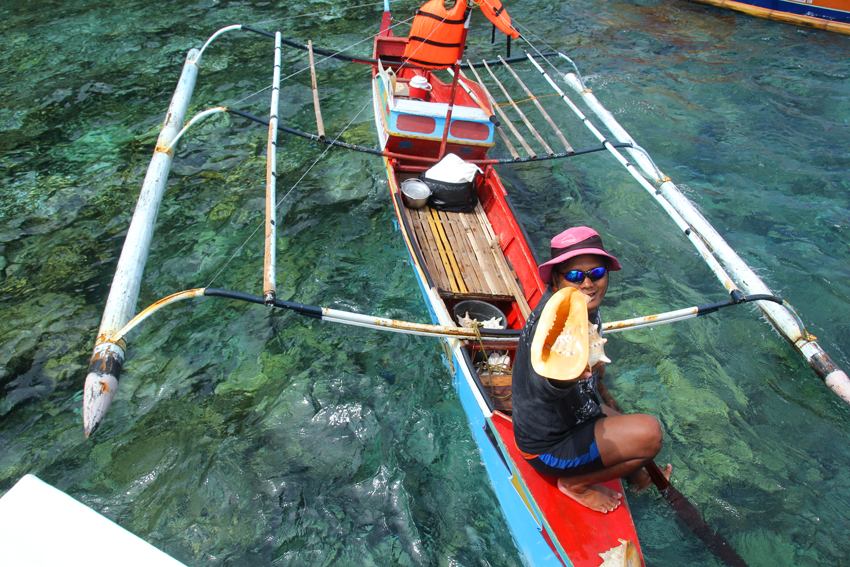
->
xmin=263 ymin=32 xmax=282 ymax=306
xmin=482 ymin=58 xmax=554 ymax=156
xmin=556 ymin=69 xmax=850 ymax=405
xmin=525 ymin=52 xmax=850 ymax=405
xmin=466 ymin=61 xmax=536 ymax=158
xmin=83 ymin=48 xmax=201 ymax=438
xmin=307 ymin=40 xmax=326 ymax=140
xmin=498 ymin=56 xmax=573 ymax=154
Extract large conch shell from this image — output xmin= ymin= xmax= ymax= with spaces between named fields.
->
xmin=588 ymin=322 xmax=612 ymax=368
xmin=598 ymin=539 xmax=641 ymax=567
xmin=530 ymin=288 xmax=589 ymax=381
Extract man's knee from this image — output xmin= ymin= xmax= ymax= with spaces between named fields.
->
xmin=634 ymin=414 xmax=663 ymax=457
xmin=645 ymin=415 xmax=663 ymax=456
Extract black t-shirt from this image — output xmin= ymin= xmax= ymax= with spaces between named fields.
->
xmin=511 ymin=289 xmax=604 ymax=454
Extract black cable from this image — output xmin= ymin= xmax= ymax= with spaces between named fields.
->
xmin=238 ymin=25 xmax=557 ymax=69
xmin=226 ymin=107 xmax=629 ymax=164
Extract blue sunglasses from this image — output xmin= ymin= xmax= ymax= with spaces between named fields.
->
xmin=560 ymin=266 xmax=607 ymax=284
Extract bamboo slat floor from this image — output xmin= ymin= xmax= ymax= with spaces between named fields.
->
xmin=406 ymin=204 xmax=531 ymax=319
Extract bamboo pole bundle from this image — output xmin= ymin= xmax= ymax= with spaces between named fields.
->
xmin=466 ymin=60 xmax=536 ymax=159
xmin=499 ymin=56 xmax=573 ymax=154
xmin=482 ymin=59 xmax=554 ymax=156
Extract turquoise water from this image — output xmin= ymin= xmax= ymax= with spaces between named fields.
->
xmin=1 ymin=0 xmax=848 ymax=565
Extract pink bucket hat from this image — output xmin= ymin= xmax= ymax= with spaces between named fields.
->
xmin=537 ymin=227 xmax=622 ymax=285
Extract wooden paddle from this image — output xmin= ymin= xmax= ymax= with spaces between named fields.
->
xmin=597 ymin=379 xmax=750 ymax=567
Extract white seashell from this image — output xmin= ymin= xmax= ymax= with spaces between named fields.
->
xmin=457 ymin=312 xmax=503 ymax=329
xmin=598 ymin=539 xmax=640 ymax=567
xmin=587 ymin=323 xmax=611 ymax=368
xmin=457 ymin=311 xmax=476 ymax=327
xmin=488 ymin=352 xmax=511 ymax=366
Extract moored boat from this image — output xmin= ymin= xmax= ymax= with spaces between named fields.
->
xmin=683 ymin=0 xmax=850 ymax=34
xmin=76 ymin=0 xmax=850 ymax=565
xmin=368 ymin=5 xmax=647 ymax=564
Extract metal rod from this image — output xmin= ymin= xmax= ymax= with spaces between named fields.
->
xmin=483 ymin=58 xmax=554 ymax=156
xmin=263 ymin=32 xmax=282 ymax=306
xmin=467 ymin=60 xmax=536 ymax=159
xmin=499 ymin=56 xmax=573 ymax=154
xmin=83 ymin=48 xmax=201 ymax=438
xmin=560 ymin=70 xmax=850 ymax=405
xmin=308 ymin=40 xmax=325 ymax=140
xmin=437 ymin=9 xmax=472 ymax=160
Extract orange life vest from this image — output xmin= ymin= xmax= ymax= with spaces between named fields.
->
xmin=475 ymin=0 xmax=519 ymax=39
xmin=403 ymin=0 xmax=470 ymax=69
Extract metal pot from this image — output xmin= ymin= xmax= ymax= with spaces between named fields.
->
xmin=401 ymin=179 xmax=431 ymax=209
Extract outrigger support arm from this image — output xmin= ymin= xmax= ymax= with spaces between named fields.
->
xmin=103 ymin=289 xmax=796 ymax=355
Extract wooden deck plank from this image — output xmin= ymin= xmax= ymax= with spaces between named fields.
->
xmin=438 ymin=210 xmax=486 ymax=294
xmin=474 ymin=205 xmax=532 ymax=318
xmin=403 ymin=202 xmax=530 ymax=312
xmin=469 ymin=208 xmax=512 ymax=296
xmin=411 ymin=209 xmax=450 ymax=290
xmin=457 ymin=212 xmax=503 ymax=295
xmin=428 ymin=208 xmax=467 ymax=294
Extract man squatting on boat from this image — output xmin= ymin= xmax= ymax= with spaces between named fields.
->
xmin=511 ymin=227 xmax=673 ymax=513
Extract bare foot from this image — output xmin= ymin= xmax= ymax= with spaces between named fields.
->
xmin=557 ymin=477 xmax=622 ymax=513
xmin=628 ymin=463 xmax=673 ymax=494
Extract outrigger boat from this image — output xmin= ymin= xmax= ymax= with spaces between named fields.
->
xmin=80 ymin=0 xmax=850 ymax=565
xmin=682 ymin=0 xmax=850 ymax=35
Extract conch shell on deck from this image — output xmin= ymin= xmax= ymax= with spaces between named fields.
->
xmin=598 ymin=539 xmax=641 ymax=567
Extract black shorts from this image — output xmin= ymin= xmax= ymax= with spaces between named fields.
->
xmin=522 ymin=417 xmax=605 ymax=477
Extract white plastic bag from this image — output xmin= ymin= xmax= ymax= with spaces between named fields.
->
xmin=424 ymin=153 xmax=482 ymax=184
